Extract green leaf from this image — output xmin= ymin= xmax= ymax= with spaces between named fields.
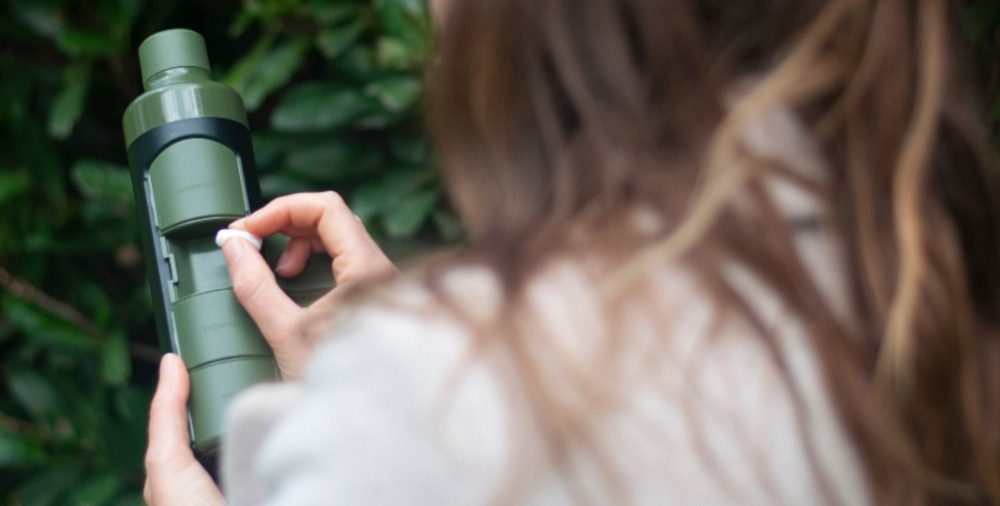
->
xmin=116 ymin=0 xmax=144 ymax=28
xmin=389 ymin=133 xmax=432 ymax=165
xmin=310 ymin=1 xmax=361 ymax=25
xmin=316 ymin=18 xmax=368 ymax=59
xmin=961 ymin=0 xmax=1000 ymax=44
xmin=71 ymin=473 xmax=124 ymax=506
xmin=70 ymin=159 xmax=133 ymax=204
xmin=0 ymin=428 xmax=42 ymax=467
xmin=0 ymin=170 xmax=31 ymax=205
xmin=375 ymin=0 xmax=429 ymax=48
xmin=229 ymin=9 xmax=256 ymax=37
xmin=0 ymin=318 xmax=14 ymax=342
xmin=285 ymin=140 xmax=383 ymax=183
xmin=6 ymin=368 xmax=62 ymax=419
xmin=383 ymin=188 xmax=439 ymax=238
xmin=377 ymin=0 xmax=428 ymax=19
xmin=19 ymin=127 xmax=68 ymax=217
xmin=252 ymin=132 xmax=347 ymax=171
xmin=103 ymin=386 xmax=150 ymax=470
xmin=224 ymin=35 xmax=310 ymax=111
xmin=351 ymin=168 xmax=433 ymax=219
xmin=366 ymin=76 xmax=422 ymax=113
xmin=111 ymin=494 xmax=146 ymax=506
xmin=113 ymin=385 xmax=152 ymax=422
xmin=11 ymin=0 xmax=63 ymax=38
xmin=57 ymin=30 xmax=119 ymax=57
xmin=2 ymin=296 xmax=94 ymax=352
xmin=75 ymin=281 xmax=114 ymax=329
xmin=373 ymin=0 xmax=430 ymax=70
xmin=240 ymin=0 xmax=302 ymax=24
xmin=48 ymin=65 xmax=90 ymax=140
xmin=337 ymin=45 xmax=380 ymax=80
xmin=260 ymin=173 xmax=318 ymax=199
xmin=376 ymin=36 xmax=424 ymax=70
xmin=101 ymin=330 xmax=131 ymax=386
xmin=271 ymin=82 xmax=377 ymax=132
xmin=14 ymin=466 xmax=81 ymax=505
xmin=251 ymin=132 xmax=288 ymax=169
xmin=354 ymin=107 xmax=399 ymax=129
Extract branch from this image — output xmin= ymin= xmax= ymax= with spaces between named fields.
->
xmin=0 ymin=264 xmax=160 ymax=363
xmin=0 ymin=264 xmax=99 ymax=336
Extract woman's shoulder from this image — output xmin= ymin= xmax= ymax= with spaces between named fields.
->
xmin=221 ymin=265 xmax=512 ymax=504
xmin=223 ymin=258 xmax=867 ymax=504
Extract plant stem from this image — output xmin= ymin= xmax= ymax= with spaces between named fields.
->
xmin=0 ymin=264 xmax=159 ymax=363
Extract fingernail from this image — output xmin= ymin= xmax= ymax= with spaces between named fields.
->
xmin=221 ymin=236 xmax=247 ymax=263
xmin=276 ymin=251 xmax=290 ymax=272
xmin=160 ymin=353 xmax=177 ymax=382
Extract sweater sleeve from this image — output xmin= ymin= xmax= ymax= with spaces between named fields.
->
xmin=221 ymin=303 xmax=511 ymax=505
xmin=221 ymin=262 xmax=867 ymax=505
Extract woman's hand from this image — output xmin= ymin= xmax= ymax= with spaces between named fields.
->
xmin=221 ymin=191 xmax=396 ymax=379
xmin=143 ymin=354 xmax=224 ymax=506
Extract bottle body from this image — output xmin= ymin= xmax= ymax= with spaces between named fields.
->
xmin=123 ymin=29 xmax=277 ymax=457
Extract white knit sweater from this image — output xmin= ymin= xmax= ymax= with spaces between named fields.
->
xmin=220 ymin=107 xmax=868 ymax=505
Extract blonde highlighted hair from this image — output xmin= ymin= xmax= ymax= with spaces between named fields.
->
xmin=416 ymin=0 xmax=1000 ymax=503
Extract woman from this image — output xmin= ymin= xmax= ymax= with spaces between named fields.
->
xmin=143 ymin=0 xmax=1000 ymax=504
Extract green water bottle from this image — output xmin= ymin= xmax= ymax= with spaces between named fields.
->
xmin=122 ymin=29 xmax=331 ymax=460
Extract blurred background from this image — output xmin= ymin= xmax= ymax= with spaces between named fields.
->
xmin=0 ymin=0 xmax=451 ymax=503
xmin=1 ymin=0 xmax=1000 ymax=504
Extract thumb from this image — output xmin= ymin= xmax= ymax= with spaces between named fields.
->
xmin=145 ymin=354 xmax=224 ymax=505
xmin=220 ymin=237 xmax=301 ymax=343
xmin=146 ymin=354 xmax=194 ymax=470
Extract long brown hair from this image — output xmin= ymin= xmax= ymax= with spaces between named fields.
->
xmin=417 ymin=0 xmax=1000 ymax=503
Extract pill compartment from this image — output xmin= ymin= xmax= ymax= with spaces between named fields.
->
xmin=170 ymin=237 xmax=231 ymax=299
xmin=148 ymin=137 xmax=248 ymax=237
xmin=172 ymin=289 xmax=271 ymax=369
xmin=188 ymin=356 xmax=279 ymax=455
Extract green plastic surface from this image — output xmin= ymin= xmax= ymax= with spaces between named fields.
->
xmin=123 ymin=29 xmax=246 ymax=146
xmin=189 ymin=357 xmax=279 ymax=455
xmin=139 ymin=29 xmax=211 ymax=86
xmin=124 ymin=29 xmax=278 ymax=458
xmin=122 ymin=81 xmax=247 ymax=146
xmin=124 ymin=29 xmax=335 ymax=458
xmin=173 ymin=289 xmax=272 ymax=367
xmin=171 ymin=237 xmax=232 ymax=298
xmin=148 ymin=138 xmax=247 ymax=237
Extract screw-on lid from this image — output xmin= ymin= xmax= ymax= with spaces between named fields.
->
xmin=138 ymin=29 xmax=210 ymax=85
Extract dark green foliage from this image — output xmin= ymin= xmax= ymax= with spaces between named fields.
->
xmin=0 ymin=0 xmax=443 ymax=503
xmin=966 ymin=0 xmax=1000 ymax=132
xmin=4 ymin=0 xmax=1000 ymax=504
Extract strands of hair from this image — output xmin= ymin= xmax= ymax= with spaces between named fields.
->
xmin=392 ymin=0 xmax=1000 ymax=503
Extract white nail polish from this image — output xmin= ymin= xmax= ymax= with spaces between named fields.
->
xmin=215 ymin=229 xmax=263 ymax=250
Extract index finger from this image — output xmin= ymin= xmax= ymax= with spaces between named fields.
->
xmin=234 ymin=192 xmax=371 ymax=262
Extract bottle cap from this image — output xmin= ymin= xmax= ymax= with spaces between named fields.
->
xmin=138 ymin=29 xmax=211 ymax=85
